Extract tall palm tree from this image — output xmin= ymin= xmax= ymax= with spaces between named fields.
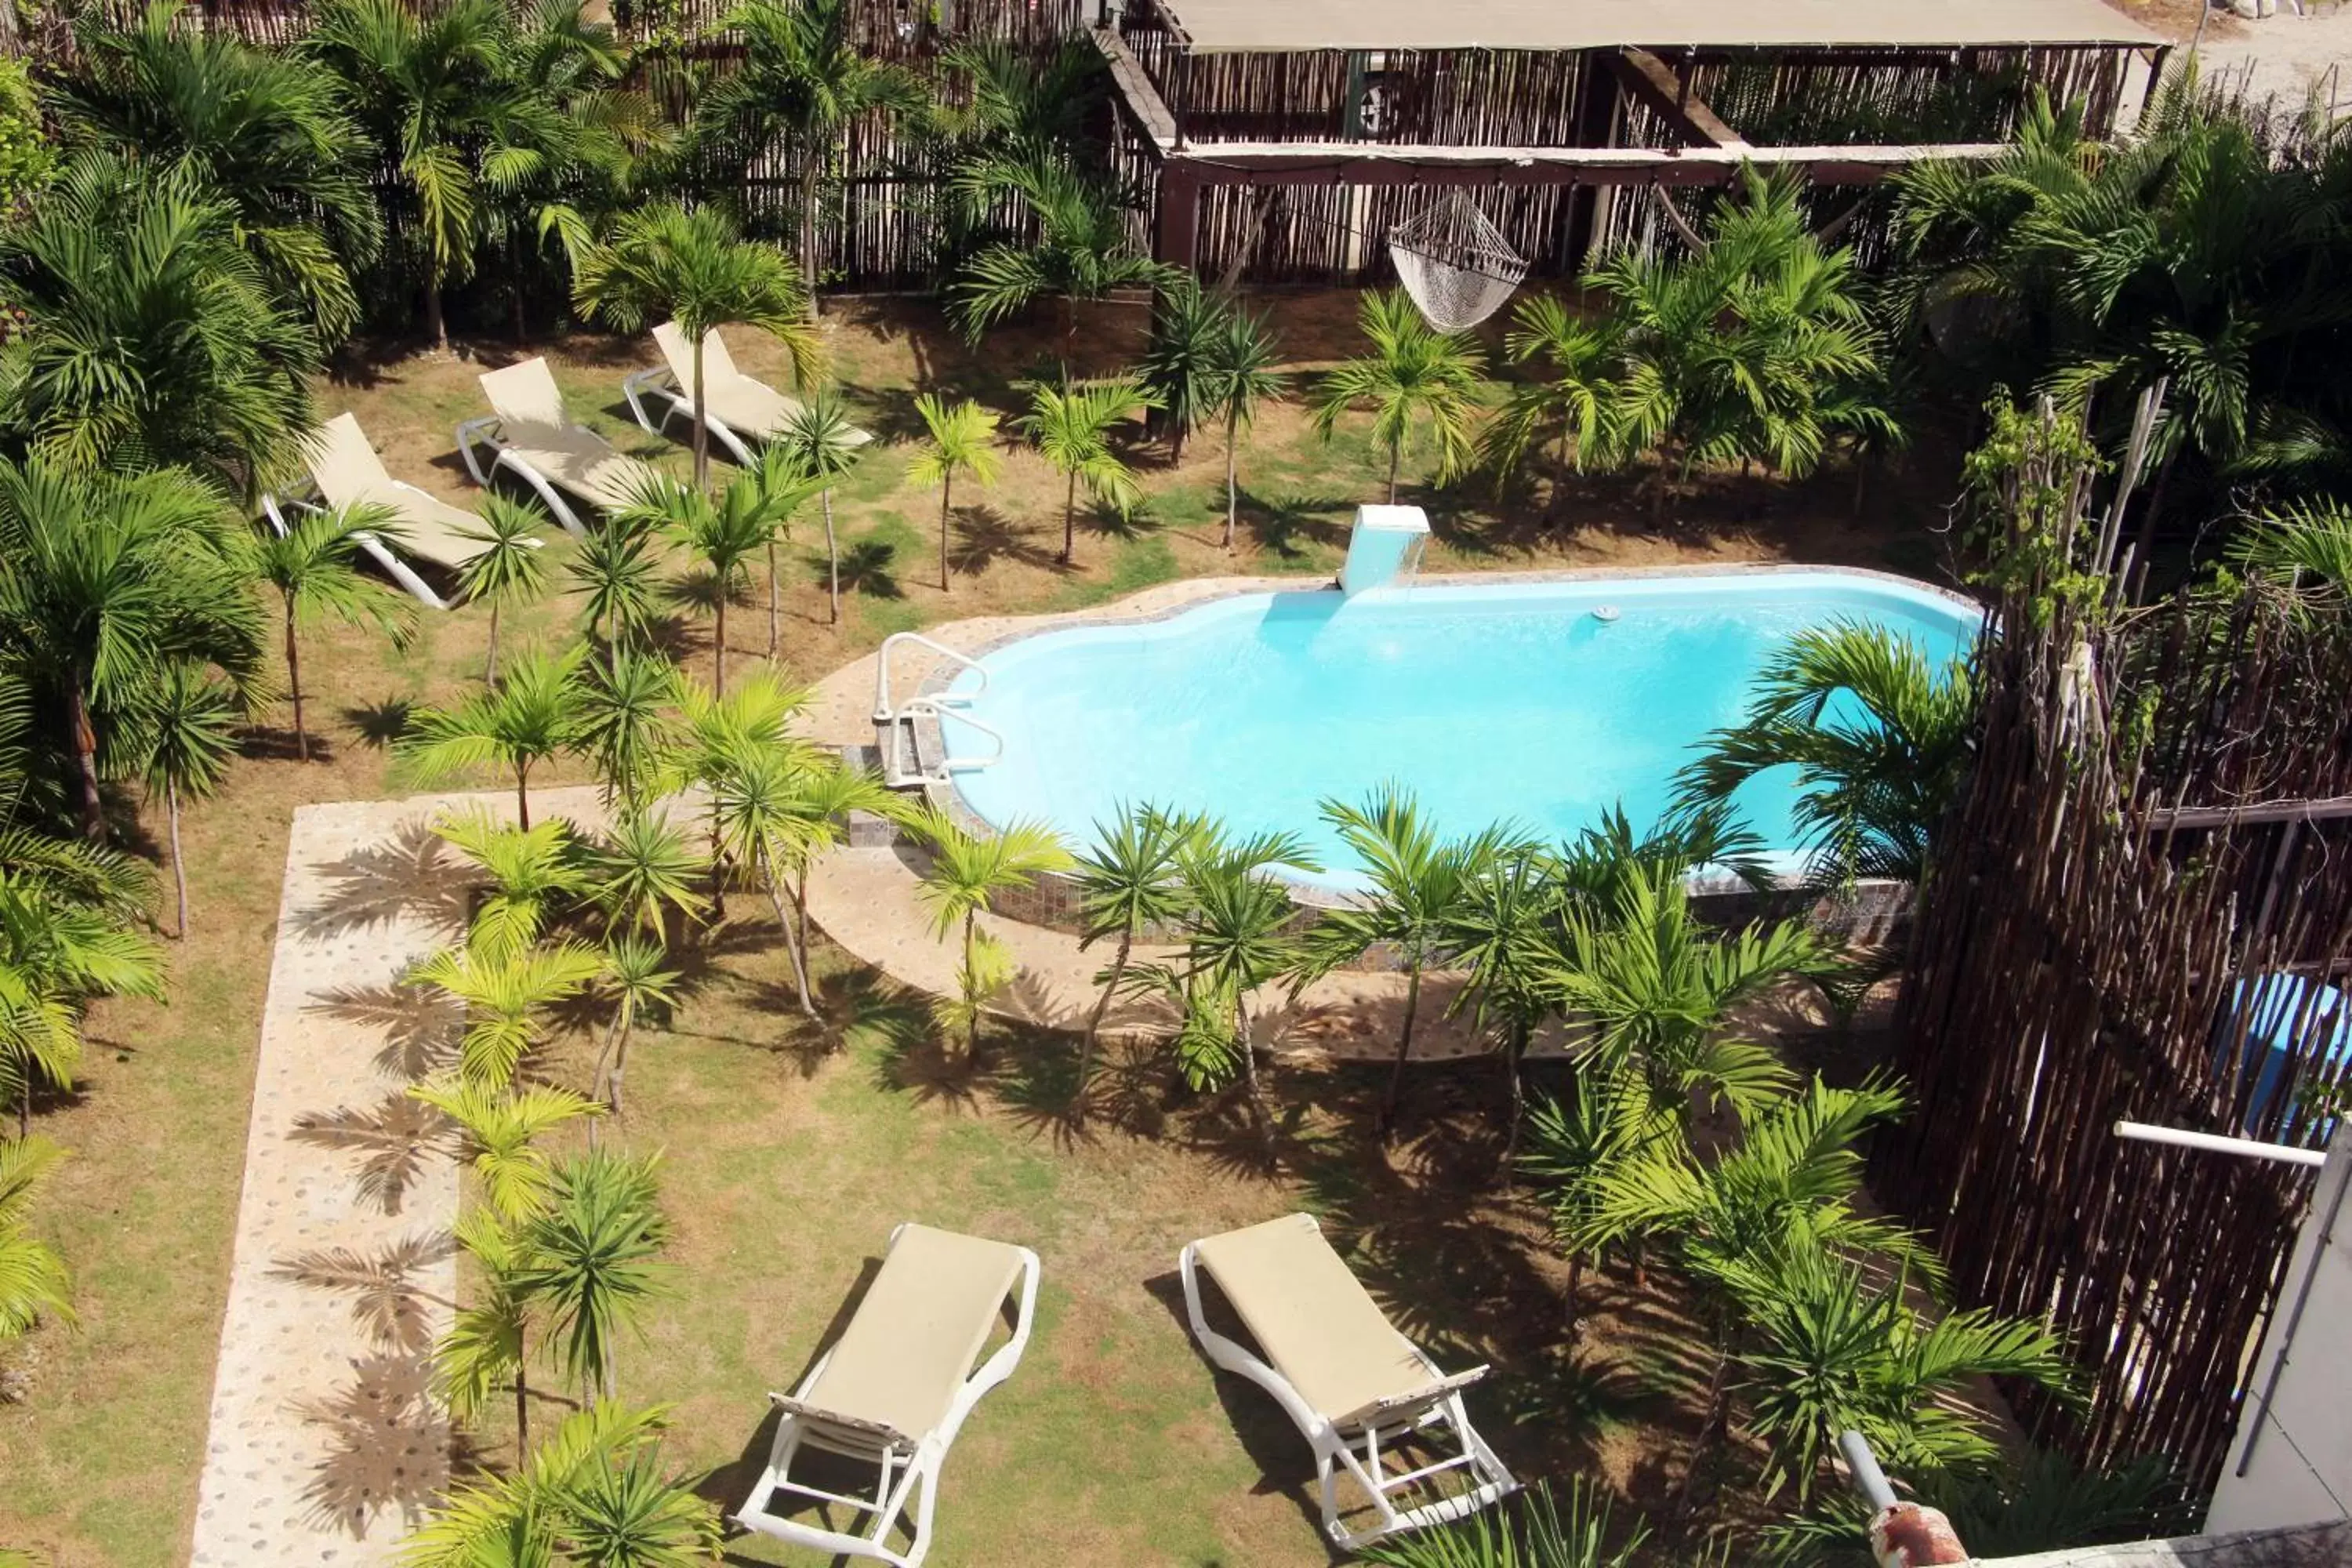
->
xmin=1176 ymin=831 xmax=1317 ymax=1139
xmin=1069 ymin=804 xmax=1200 ymax=1120
xmin=619 ymin=470 xmax=779 ymax=695
xmin=413 ymin=937 xmax=603 ymax=1086
xmin=136 ymin=662 xmax=239 ymax=939
xmin=712 ymin=736 xmax=832 ymax=1015
xmin=1443 ymin=847 xmax=1564 ymax=1178
xmin=1313 ymin=289 xmax=1486 ymax=504
xmin=568 ymin=514 xmax=660 ymax=659
xmin=0 ymin=877 xmax=166 ymax=1136
xmin=517 ymin=1148 xmax=670 ymax=1403
xmin=948 ymin=154 xmax=1174 ymax=354
xmin=398 ymin=646 xmax=589 ymax=829
xmin=913 ymin=807 xmax=1070 ymax=1058
xmin=50 ymin=0 xmax=384 ymax=343
xmin=775 ymin=390 xmax=866 ymax=626
xmin=572 ymin=202 xmax=818 ymax=486
xmin=0 ymin=1133 xmax=74 ymax=1341
xmin=1203 ymin=303 xmax=1287 ymax=552
xmin=457 ymin=495 xmax=550 ymax=686
xmin=1483 ymin=294 xmax=1621 ymax=522
xmin=591 ymin=934 xmax=677 ymax=1122
xmin=1675 ymin=622 xmax=1977 ymax=891
xmin=1017 ymin=375 xmax=1154 ymax=566
xmin=0 ymin=674 xmax=154 ymax=920
xmin=412 ymin=1076 xmax=602 ymax=1224
xmin=906 ymin=395 xmax=1003 ymax=593
xmin=1298 ymin=786 xmax=1509 ymax=1134
xmin=250 ymin=503 xmax=416 ymax=759
xmin=0 ymin=459 xmax=263 ymax=839
xmin=574 ymin=648 xmax=681 ymax=811
xmin=0 ymin=153 xmax=320 ymax=499
xmin=695 ymin=0 xmax=924 ymax=319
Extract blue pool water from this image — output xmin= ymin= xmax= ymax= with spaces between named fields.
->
xmin=944 ymin=571 xmax=1981 ymax=890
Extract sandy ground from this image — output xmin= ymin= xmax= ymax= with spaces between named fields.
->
xmin=2195 ymin=3 xmax=2352 ymax=109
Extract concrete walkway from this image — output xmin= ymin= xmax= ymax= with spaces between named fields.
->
xmin=191 ymin=787 xmax=601 ymax=1566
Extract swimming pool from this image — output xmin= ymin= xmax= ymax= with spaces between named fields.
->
xmin=942 ymin=570 xmax=1981 ymax=891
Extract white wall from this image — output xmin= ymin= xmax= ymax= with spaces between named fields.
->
xmin=2205 ymin=1123 xmax=2352 ymax=1535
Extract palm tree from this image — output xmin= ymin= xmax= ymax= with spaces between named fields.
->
xmin=695 ymin=0 xmax=924 ymax=319
xmin=1069 ymin=804 xmax=1200 ymax=1120
xmin=712 ymin=737 xmax=832 ymax=1015
xmin=913 ymin=807 xmax=1070 ymax=1058
xmin=0 ymin=673 xmax=154 ymax=920
xmin=1138 ymin=274 xmax=1225 ymax=463
xmin=1443 ymin=847 xmax=1564 ymax=1178
xmin=572 ymin=202 xmax=818 ymax=486
xmin=568 ymin=514 xmax=660 ymax=659
xmin=1675 ymin=622 xmax=1977 ymax=891
xmin=583 ymin=809 xmax=707 ymax=941
xmin=575 ymin=648 xmax=681 ymax=811
xmin=413 ymin=938 xmax=604 ymax=1086
xmin=0 ymin=459 xmax=263 ymax=840
xmin=1483 ymin=294 xmax=1621 ymax=523
xmin=1017 ymin=375 xmax=1155 ymax=566
xmin=673 ymin=666 xmax=808 ymax=914
xmin=1520 ymin=1075 xmax=1652 ymax=1330
xmin=949 ymin=154 xmax=1174 ymax=354
xmin=51 ymin=1 xmax=384 ymax=342
xmin=1176 ymin=832 xmax=1316 ymax=1139
xmin=1362 ymin=1480 xmax=1646 ymax=1568
xmin=136 ymin=662 xmax=240 ymax=939
xmin=1313 ymin=289 xmax=1486 ymax=504
xmin=434 ymin=807 xmax=588 ymax=959
xmin=1298 ymin=786 xmax=1508 ymax=1135
xmin=906 ymin=396 xmax=1003 ymax=593
xmin=620 ymin=471 xmax=776 ymax=695
xmin=412 ymin=1077 xmax=602 ymax=1224
xmin=751 ymin=449 xmax=824 ymax=659
xmin=775 ymin=390 xmax=866 ymax=626
xmin=2232 ymin=498 xmax=2352 ymax=593
xmin=251 ymin=503 xmax=417 ymax=759
xmin=767 ymin=760 xmax=898 ymax=1000
xmin=457 ymin=495 xmax=550 ymax=685
xmin=0 ymin=877 xmax=166 ymax=1135
xmin=401 ymin=647 xmax=588 ymax=830
xmin=0 ymin=1134 xmax=74 ymax=1341
xmin=433 ymin=1207 xmax=541 ymax=1454
xmin=592 ymin=935 xmax=677 ymax=1123
xmin=518 ymin=1148 xmax=670 ymax=1403
xmin=1203 ymin=303 xmax=1287 ymax=552
xmin=308 ymin=0 xmax=506 ymax=352
xmin=0 ymin=152 xmax=320 ymax=499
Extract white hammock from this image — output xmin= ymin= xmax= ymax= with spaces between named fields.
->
xmin=1388 ymin=192 xmax=1529 ymax=332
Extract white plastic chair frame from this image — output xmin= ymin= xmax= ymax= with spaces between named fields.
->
xmin=733 ymin=1223 xmax=1042 ymax=1568
xmin=452 ymin=413 xmax=596 ymax=538
xmin=1178 ymin=1237 xmax=1517 ymax=1550
xmin=619 ymin=363 xmax=763 ymax=469
xmin=258 ymin=489 xmax=459 ymax=610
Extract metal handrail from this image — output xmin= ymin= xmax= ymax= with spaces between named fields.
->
xmin=873 ymin=631 xmax=986 ymax=722
xmin=913 ymin=698 xmax=1004 ymax=772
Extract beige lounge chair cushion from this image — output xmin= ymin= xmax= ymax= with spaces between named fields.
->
xmin=798 ymin=1224 xmax=1025 ymax=1444
xmin=480 ymin=358 xmax=661 ymax=512
xmin=1192 ymin=1213 xmax=1442 ymax=1426
xmin=306 ymin=412 xmax=492 ymax=572
xmin=653 ymin=321 xmax=803 ymax=440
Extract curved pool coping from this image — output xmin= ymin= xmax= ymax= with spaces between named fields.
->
xmin=878 ymin=561 xmax=1979 ymax=936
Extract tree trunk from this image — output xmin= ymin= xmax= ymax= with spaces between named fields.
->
xmin=1563 ymin=1250 xmax=1585 ymax=1335
xmin=514 ymin=760 xmax=532 ymax=831
xmin=168 ymin=779 xmax=188 ymax=940
xmin=1500 ymin=1018 xmax=1528 ymax=1190
xmin=962 ymin=909 xmax=982 ymax=1058
xmin=1072 ymin=928 xmax=1132 ymax=1122
xmin=284 ymin=599 xmax=307 ymax=761
xmin=485 ymin=601 xmax=502 ymax=686
xmin=1061 ymin=469 xmax=1077 ymax=565
xmin=67 ymin=681 xmax=103 ymax=841
xmin=713 ymin=588 xmax=728 ymax=697
xmin=1236 ymin=994 xmax=1274 ymax=1148
xmin=792 ymin=871 xmax=819 ymax=1019
xmin=938 ymin=475 xmax=954 ymax=593
xmin=606 ymin=1014 xmax=634 ymax=1120
xmin=765 ymin=855 xmax=816 ymax=1017
xmin=766 ymin=539 xmax=781 ymax=660
xmin=425 ymin=277 xmax=448 ymax=354
xmin=514 ymin=1361 xmax=530 ymax=1457
xmin=1223 ymin=408 xmax=1241 ymax=552
xmin=1386 ymin=441 xmax=1401 ymax=506
xmin=1377 ymin=960 xmax=1425 ymax=1135
xmin=1552 ymin=429 xmax=1573 ymax=524
xmin=822 ymin=488 xmax=840 ymax=625
xmin=1678 ymin=1327 xmax=1734 ymax=1513
xmin=800 ymin=166 xmax=823 ymax=325
xmin=691 ymin=337 xmax=711 ymax=488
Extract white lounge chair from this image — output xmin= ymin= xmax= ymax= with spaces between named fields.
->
xmin=735 ymin=1222 xmax=1040 ymax=1568
xmin=622 ymin=321 xmax=867 ymax=466
xmin=1180 ymin=1212 xmax=1515 ymax=1549
xmin=456 ymin=357 xmax=662 ymax=535
xmin=261 ymin=413 xmax=506 ymax=610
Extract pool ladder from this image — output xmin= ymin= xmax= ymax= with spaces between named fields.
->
xmin=873 ymin=632 xmax=1005 ymax=789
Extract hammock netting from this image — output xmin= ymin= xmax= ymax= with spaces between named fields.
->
xmin=1388 ymin=192 xmax=1529 ymax=332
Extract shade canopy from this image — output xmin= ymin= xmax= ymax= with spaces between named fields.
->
xmin=1152 ymin=0 xmax=2161 ymax=53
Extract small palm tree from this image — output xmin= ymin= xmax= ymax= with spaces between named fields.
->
xmin=906 ymin=395 xmax=1003 ymax=593
xmin=775 ymin=390 xmax=866 ymax=626
xmin=674 ymin=666 xmax=808 ymax=913
xmin=583 ymin=810 xmax=708 ymax=942
xmin=412 ymin=938 xmax=604 ymax=1086
xmin=456 ymin=494 xmax=550 ymax=685
xmin=1069 ymin=804 xmax=1201 ymax=1120
xmin=2231 ymin=498 xmax=2352 ymax=593
xmin=0 ymin=1133 xmax=75 ymax=1342
xmin=575 ymin=647 xmax=682 ymax=811
xmin=1176 ymin=832 xmax=1316 ymax=1140
xmin=138 ymin=662 xmax=241 ymax=938
xmin=1443 ymin=847 xmax=1565 ymax=1178
xmin=620 ymin=471 xmax=775 ymax=695
xmin=517 ymin=1148 xmax=670 ymax=1403
xmin=948 ymin=154 xmax=1173 ymax=354
xmin=0 ymin=877 xmax=168 ymax=1136
xmin=769 ymin=761 xmax=899 ymax=1000
xmin=1203 ymin=303 xmax=1287 ymax=552
xmin=592 ymin=935 xmax=678 ymax=1123
xmin=412 ymin=1077 xmax=603 ymax=1225
xmin=1483 ymin=294 xmax=1622 ymax=522
xmin=1675 ymin=622 xmax=1977 ymax=891
xmin=568 ymin=514 xmax=660 ymax=659
xmin=572 ymin=201 xmax=818 ymax=486
xmin=1313 ymin=289 xmax=1486 ymax=504
xmin=1138 ymin=274 xmax=1225 ymax=463
xmin=1362 ymin=1480 xmax=1646 ymax=1568
xmin=712 ymin=738 xmax=833 ymax=1016
xmin=433 ymin=1208 xmax=540 ymax=1455
xmin=1017 ymin=375 xmax=1154 ymax=565
xmin=399 ymin=646 xmax=590 ymax=829
xmin=252 ymin=503 xmax=416 ymax=758
xmin=434 ymin=808 xmax=588 ymax=960
xmin=750 ymin=448 xmax=824 ymax=659
xmin=913 ymin=808 xmax=1071 ymax=1057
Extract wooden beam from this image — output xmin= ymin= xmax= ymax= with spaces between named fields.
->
xmin=1091 ymin=23 xmax=1179 ymax=149
xmin=2144 ymin=797 xmax=2352 ymax=831
xmin=1609 ymin=46 xmax=1751 ymax=151
xmin=1166 ymin=139 xmax=2006 ymax=188
xmin=1155 ymin=162 xmax=1202 ymax=270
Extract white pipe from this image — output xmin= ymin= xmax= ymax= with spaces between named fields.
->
xmin=2113 ymin=1120 xmax=2328 ymax=1168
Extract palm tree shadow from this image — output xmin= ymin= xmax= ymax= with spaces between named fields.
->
xmin=270 ymin=1231 xmax=458 ymax=1356
xmin=308 ymin=980 xmax=465 ymax=1080
xmin=295 ymin=1351 xmax=455 ymax=1540
xmin=822 ymin=537 xmax=902 ymax=601
xmin=290 ymin=1091 xmax=451 ymax=1216
xmin=1239 ymin=488 xmax=1352 ymax=560
xmin=837 ymin=383 xmax=931 ymax=444
xmin=292 ymin=820 xmax=479 ymax=942
xmin=949 ymin=504 xmax=1063 ymax=579
xmin=339 ymin=697 xmax=416 ymax=750
xmin=1077 ymin=497 xmax=1161 ymax=546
